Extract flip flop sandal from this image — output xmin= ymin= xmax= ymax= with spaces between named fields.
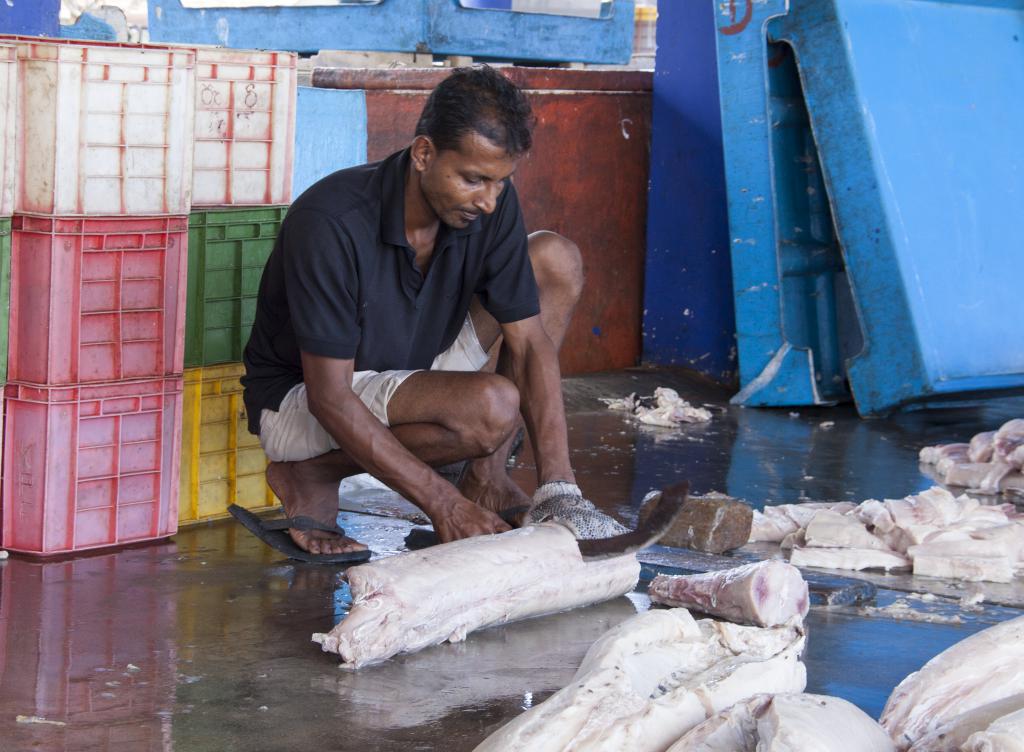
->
xmin=228 ymin=505 xmax=373 ymax=565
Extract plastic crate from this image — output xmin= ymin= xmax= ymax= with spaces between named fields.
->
xmin=13 ymin=39 xmax=194 ymax=216
xmin=0 ymin=218 xmax=11 ymax=384
xmin=192 ymin=47 xmax=296 ymax=206
xmin=180 ymin=363 xmax=277 ymax=525
xmin=1 ymin=377 xmax=183 ymax=556
xmin=185 ymin=206 xmax=284 ymax=367
xmin=8 ymin=215 xmax=188 ymax=386
xmin=0 ymin=43 xmax=16 ymax=217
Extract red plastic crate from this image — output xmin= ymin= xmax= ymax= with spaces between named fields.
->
xmin=1 ymin=378 xmax=183 ymax=556
xmin=8 ymin=215 xmax=188 ymax=385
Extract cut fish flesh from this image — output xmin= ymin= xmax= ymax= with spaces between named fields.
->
xmin=994 ymin=419 xmax=1024 ymax=468
xmin=789 ymin=546 xmax=910 ymax=571
xmin=803 ymin=510 xmax=894 ymax=551
xmin=920 ymin=442 xmax=970 ymax=467
xmin=910 ymin=550 xmax=1014 ymax=583
xmin=963 ymin=707 xmax=1024 ymax=752
xmin=908 ymin=694 xmax=1024 ymax=752
xmin=474 ymin=609 xmax=806 ymax=752
xmin=881 ymin=615 xmax=1024 ymax=749
xmin=749 ymin=502 xmax=857 ymax=543
xmin=970 ymin=431 xmax=997 ymax=463
xmin=648 ymin=560 xmax=809 ymax=627
xmin=667 ymin=693 xmax=894 ymax=752
xmin=312 ymin=524 xmax=640 ymax=668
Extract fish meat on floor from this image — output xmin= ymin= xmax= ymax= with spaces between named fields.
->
xmin=881 ymin=614 xmax=1024 ymax=749
xmin=600 ymin=387 xmax=713 ymax=426
xmin=750 ymin=487 xmax=1023 ymax=582
xmin=474 ymin=608 xmax=806 ymax=752
xmin=920 ymin=418 xmax=1024 ymax=495
xmin=648 ymin=561 xmax=809 ymax=627
xmin=907 ymin=694 xmax=1024 ymax=752
xmin=667 ymin=693 xmax=894 ymax=751
xmin=312 ymin=524 xmax=640 ymax=669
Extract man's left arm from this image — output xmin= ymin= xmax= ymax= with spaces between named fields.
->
xmin=500 ymin=315 xmax=575 ymax=487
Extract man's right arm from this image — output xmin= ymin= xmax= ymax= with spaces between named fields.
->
xmin=301 ymin=350 xmax=511 ymax=542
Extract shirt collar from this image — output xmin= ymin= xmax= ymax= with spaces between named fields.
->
xmin=378 ymin=147 xmax=484 ymax=248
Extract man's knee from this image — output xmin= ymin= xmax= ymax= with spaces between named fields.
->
xmin=468 ymin=374 xmax=520 ymax=456
xmin=527 ymin=230 xmax=584 ymax=302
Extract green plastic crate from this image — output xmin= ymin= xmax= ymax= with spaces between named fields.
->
xmin=0 ymin=217 xmax=10 ymax=384
xmin=186 ymin=207 xmax=287 ymax=368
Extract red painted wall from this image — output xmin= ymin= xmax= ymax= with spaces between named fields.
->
xmin=313 ymin=68 xmax=652 ymax=376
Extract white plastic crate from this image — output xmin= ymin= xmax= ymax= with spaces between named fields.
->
xmin=192 ymin=47 xmax=297 ymax=206
xmin=15 ymin=40 xmax=195 ymax=216
xmin=0 ymin=44 xmax=16 ymax=217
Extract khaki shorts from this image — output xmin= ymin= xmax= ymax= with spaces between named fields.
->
xmin=259 ymin=316 xmax=490 ymax=462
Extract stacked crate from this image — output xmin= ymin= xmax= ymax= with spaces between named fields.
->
xmin=0 ymin=39 xmax=194 ymax=555
xmin=180 ymin=48 xmax=296 ymax=525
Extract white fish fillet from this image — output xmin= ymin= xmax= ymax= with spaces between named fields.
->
xmin=668 ymin=693 xmax=894 ymax=752
xmin=881 ymin=615 xmax=1024 ymax=749
xmin=312 ymin=524 xmax=640 ymax=668
xmin=789 ymin=546 xmax=910 ymax=571
xmin=908 ymin=694 xmax=1024 ymax=752
xmin=994 ymin=419 xmax=1024 ymax=468
xmin=963 ymin=708 xmax=1024 ymax=752
xmin=749 ymin=502 xmax=857 ymax=543
xmin=648 ymin=561 xmax=809 ymax=628
xmin=920 ymin=443 xmax=970 ymax=466
xmin=804 ymin=510 xmax=894 ymax=551
xmin=970 ymin=431 xmax=997 ymax=463
xmin=474 ymin=609 xmax=806 ymax=752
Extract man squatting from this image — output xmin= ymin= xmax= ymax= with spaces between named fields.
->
xmin=241 ymin=66 xmax=591 ymax=557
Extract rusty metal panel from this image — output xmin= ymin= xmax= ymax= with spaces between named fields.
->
xmin=315 ymin=69 xmax=651 ymax=376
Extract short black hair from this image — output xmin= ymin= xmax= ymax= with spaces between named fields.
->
xmin=415 ymin=65 xmax=534 ymax=157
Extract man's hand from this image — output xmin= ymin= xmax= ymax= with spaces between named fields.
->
xmin=431 ymin=496 xmax=512 ymax=543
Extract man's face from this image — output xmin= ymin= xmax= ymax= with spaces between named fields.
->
xmin=413 ymin=131 xmax=521 ymax=229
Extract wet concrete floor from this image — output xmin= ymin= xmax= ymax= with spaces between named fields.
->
xmin=1 ymin=367 xmax=1022 ymax=751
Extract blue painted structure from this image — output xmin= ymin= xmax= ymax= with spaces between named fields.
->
xmin=714 ymin=0 xmax=853 ymax=408
xmin=147 ymin=0 xmax=634 ymax=63
xmin=291 ymin=87 xmax=368 ymax=199
xmin=770 ymin=0 xmax=1024 ymax=415
xmin=642 ymin=0 xmax=735 ymax=384
xmin=59 ymin=13 xmax=117 ymax=42
xmin=0 ymin=0 xmax=59 ymax=36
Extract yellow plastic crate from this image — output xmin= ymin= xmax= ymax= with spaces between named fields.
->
xmin=180 ymin=363 xmax=278 ymax=525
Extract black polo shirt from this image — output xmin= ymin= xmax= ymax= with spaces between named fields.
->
xmin=241 ymin=148 xmax=540 ymax=434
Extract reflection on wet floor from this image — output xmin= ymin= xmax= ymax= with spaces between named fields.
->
xmin=0 ymin=367 xmax=1022 ymax=750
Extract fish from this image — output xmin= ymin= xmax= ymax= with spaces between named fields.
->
xmin=908 ymin=694 xmax=1024 ymax=752
xmin=473 ymin=608 xmax=806 ymax=752
xmin=881 ymin=615 xmax=1024 ymax=749
xmin=962 ymin=707 xmax=1024 ymax=752
xmin=789 ymin=545 xmax=911 ymax=571
xmin=311 ymin=523 xmax=640 ymax=669
xmin=668 ymin=693 xmax=894 ymax=752
xmin=648 ymin=560 xmax=809 ymax=628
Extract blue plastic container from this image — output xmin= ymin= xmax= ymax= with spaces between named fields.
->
xmin=718 ymin=0 xmax=1024 ymax=415
xmin=715 ymin=0 xmax=853 ymax=408
xmin=0 ymin=0 xmax=59 ymax=36
xmin=292 ymin=87 xmax=367 ymax=199
xmin=772 ymin=0 xmax=1024 ymax=415
xmin=147 ymin=0 xmax=634 ymax=64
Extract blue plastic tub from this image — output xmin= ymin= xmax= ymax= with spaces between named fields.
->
xmin=718 ymin=0 xmax=1024 ymax=415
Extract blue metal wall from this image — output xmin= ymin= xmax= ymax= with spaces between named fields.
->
xmin=291 ymin=88 xmax=368 ymax=200
xmin=0 ymin=0 xmax=59 ymax=36
xmin=642 ymin=0 xmax=735 ymax=384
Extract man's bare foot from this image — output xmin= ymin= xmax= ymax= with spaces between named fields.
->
xmin=265 ymin=462 xmax=368 ymax=556
xmin=458 ymin=462 xmax=532 ymax=520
